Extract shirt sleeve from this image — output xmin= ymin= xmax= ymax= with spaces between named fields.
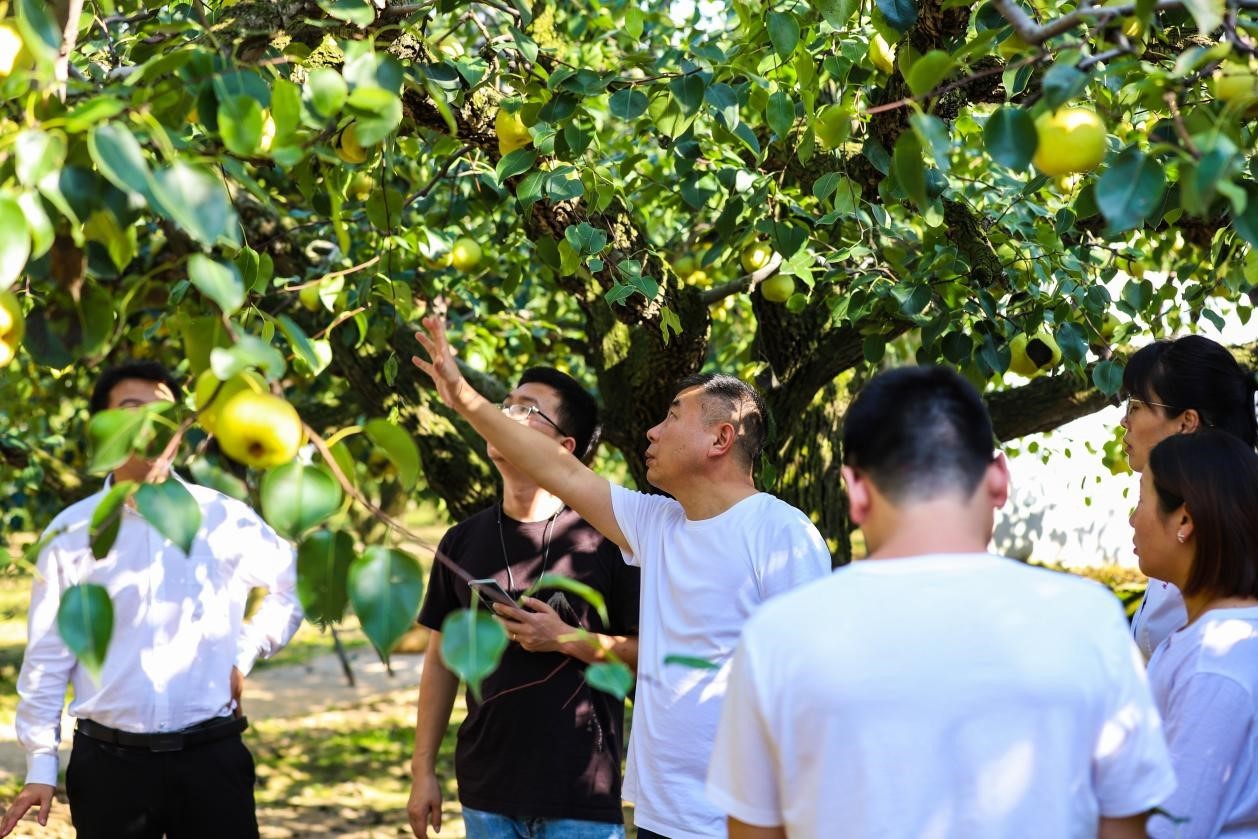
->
xmin=1148 ymin=672 xmax=1253 ymax=839
xmin=1091 ymin=599 xmax=1178 ymax=818
xmin=756 ymin=511 xmax=832 ymax=600
xmin=15 ymin=538 xmax=77 ymax=787
xmin=608 ymin=484 xmax=670 ymax=568
xmin=706 ymin=630 xmax=783 ymax=827
xmin=233 ymin=508 xmax=303 ymax=675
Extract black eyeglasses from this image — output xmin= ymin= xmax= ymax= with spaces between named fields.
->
xmin=501 ymin=402 xmax=569 ymax=437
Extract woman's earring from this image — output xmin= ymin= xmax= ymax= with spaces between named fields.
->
xmin=1177 ymin=532 xmax=1186 ymax=543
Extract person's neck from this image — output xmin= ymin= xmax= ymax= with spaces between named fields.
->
xmin=1183 ymin=589 xmax=1258 ymax=624
xmin=671 ymin=477 xmax=759 ymax=521
xmin=500 ymin=482 xmax=565 ymax=523
xmin=864 ymin=503 xmax=991 ymax=560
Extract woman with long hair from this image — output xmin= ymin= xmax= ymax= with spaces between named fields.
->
xmin=1121 ymin=335 xmax=1257 ymax=657
xmin=1133 ymin=431 xmax=1258 ymax=837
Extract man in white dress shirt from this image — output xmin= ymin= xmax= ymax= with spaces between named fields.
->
xmin=0 ymin=361 xmax=303 ymax=839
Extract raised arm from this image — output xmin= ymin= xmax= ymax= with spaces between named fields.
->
xmin=412 ymin=315 xmax=628 ymax=551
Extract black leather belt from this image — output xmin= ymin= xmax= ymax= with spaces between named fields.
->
xmin=76 ymin=716 xmax=248 ymax=753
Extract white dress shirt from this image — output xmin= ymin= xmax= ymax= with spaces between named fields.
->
xmin=15 ymin=478 xmax=303 ymax=786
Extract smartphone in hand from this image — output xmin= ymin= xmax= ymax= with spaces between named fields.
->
xmin=469 ymin=578 xmax=516 ymax=614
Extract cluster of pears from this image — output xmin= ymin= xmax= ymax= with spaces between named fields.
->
xmin=194 ymin=370 xmax=304 ymax=469
xmin=742 ymin=241 xmax=795 ymax=303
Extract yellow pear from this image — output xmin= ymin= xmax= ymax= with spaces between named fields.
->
xmin=495 ymin=109 xmax=532 ymax=157
xmin=0 ymin=24 xmax=28 ymax=78
xmin=336 ymin=123 xmax=369 ymax=165
xmin=760 ymin=274 xmax=795 ymax=303
xmin=216 ymin=391 xmax=305 ymax=468
xmin=741 ymin=241 xmax=774 ymax=273
xmin=1009 ymin=330 xmax=1062 ymax=377
xmin=194 ymin=369 xmax=265 ymax=434
xmin=869 ymin=33 xmax=896 ymax=75
xmin=0 ymin=290 xmax=23 ymax=368
xmin=451 ymin=237 xmax=483 ymax=271
xmin=1032 ymin=107 xmax=1107 ymax=176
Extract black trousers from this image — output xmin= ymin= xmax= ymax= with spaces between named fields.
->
xmin=65 ymin=730 xmax=259 ymax=839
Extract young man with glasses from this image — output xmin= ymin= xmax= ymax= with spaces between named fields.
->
xmin=2 ymin=362 xmax=302 ymax=839
xmin=407 ymin=366 xmax=641 ymax=839
xmin=412 ymin=318 xmax=831 ymax=839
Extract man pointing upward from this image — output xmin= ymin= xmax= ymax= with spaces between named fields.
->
xmin=413 ymin=315 xmax=830 ymax=839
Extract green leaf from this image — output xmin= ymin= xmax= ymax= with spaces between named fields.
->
xmin=63 ymin=97 xmax=126 ymax=133
xmin=318 ymin=0 xmax=375 ymax=25
xmin=296 ymin=529 xmax=356 ymax=627
xmin=909 ymin=112 xmax=951 ymax=172
xmin=663 ymin=654 xmax=720 ymax=670
xmin=0 ymin=196 xmax=30 ymax=293
xmin=811 ymin=0 xmax=858 ymax=28
xmin=669 ymin=73 xmax=706 ymax=113
xmin=304 ymin=68 xmax=348 ymax=120
xmin=893 ymin=131 xmax=928 ymax=208
xmin=1231 ymin=185 xmax=1258 ymax=249
xmin=528 ymin=573 xmax=609 ymax=626
xmin=15 ymin=129 xmax=66 ymax=187
xmin=345 ymin=86 xmax=403 ymax=145
xmin=496 ymin=148 xmax=537 ymax=183
xmin=609 ymin=88 xmax=648 ymax=120
xmin=1041 ymin=64 xmax=1088 ymax=110
xmin=1096 ymin=147 xmax=1166 ymax=233
xmin=187 ymin=254 xmax=245 ymax=315
xmin=57 ymin=584 xmax=113 ymax=679
xmin=905 ymin=50 xmax=955 ymax=97
xmin=1182 ymin=0 xmax=1224 ymax=34
xmin=585 ymin=661 xmax=635 ymax=698
xmin=86 ymin=403 xmax=169 ymax=474
xmin=1092 ymin=359 xmax=1124 ymax=396
xmin=350 ymin=547 xmax=424 ymax=663
xmin=363 ymin=419 xmax=421 ymax=490
xmin=134 ymin=479 xmax=203 ymax=556
xmin=260 ymin=462 xmax=344 ymax=541
xmin=767 ymin=11 xmax=800 ymax=59
xmin=766 ymin=91 xmax=794 ymax=139
xmin=151 ymin=161 xmax=241 ymax=248
xmin=218 ymin=95 xmax=265 ymax=157
xmin=209 ymin=335 xmax=287 ymax=382
xmin=440 ymin=608 xmax=509 ymax=700
xmin=89 ymin=480 xmax=136 ymax=560
xmin=88 ymin=123 xmax=154 ymax=200
xmin=876 ymin=0 xmax=918 ymax=32
xmin=564 ymin=222 xmax=608 ymax=255
xmin=276 ymin=314 xmax=329 ymax=376
xmin=705 ymin=83 xmax=739 ymax=130
xmin=984 ymin=107 xmax=1037 ymax=170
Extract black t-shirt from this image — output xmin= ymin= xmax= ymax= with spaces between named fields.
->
xmin=418 ymin=505 xmax=641 ymax=822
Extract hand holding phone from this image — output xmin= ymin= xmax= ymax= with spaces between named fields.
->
xmin=468 ymin=578 xmax=516 ymax=613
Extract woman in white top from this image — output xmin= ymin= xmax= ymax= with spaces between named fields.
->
xmin=1121 ymin=335 xmax=1257 ymax=658
xmin=1133 ymin=431 xmax=1258 ymax=838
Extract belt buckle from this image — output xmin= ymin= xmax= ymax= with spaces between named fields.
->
xmin=149 ymin=733 xmax=184 ymax=753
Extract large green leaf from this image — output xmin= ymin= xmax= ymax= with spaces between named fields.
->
xmin=134 ymin=479 xmax=202 ymax=556
xmin=983 ymin=107 xmax=1037 ymax=170
xmin=1096 ymin=147 xmax=1166 ymax=233
xmin=767 ymin=12 xmax=800 ymax=60
xmin=0 ymin=196 xmax=30 ymax=293
xmin=151 ymin=161 xmax=241 ymax=248
xmin=345 ymin=86 xmax=403 ymax=145
xmin=439 ymin=608 xmax=509 ymax=700
xmin=86 ymin=403 xmax=170 ymax=474
xmin=876 ymin=0 xmax=917 ymax=32
xmin=349 ymin=546 xmax=424 ymax=663
xmin=57 ymin=584 xmax=114 ymax=679
xmin=905 ymin=50 xmax=955 ymax=98
xmin=88 ymin=123 xmax=155 ymax=200
xmin=260 ymin=462 xmax=343 ymax=541
xmin=296 ymin=529 xmax=356 ymax=627
xmin=218 ymin=94 xmax=265 ymax=157
xmin=363 ymin=419 xmax=421 ymax=489
xmin=187 ymin=254 xmax=245 ymax=315
xmin=585 ymin=661 xmax=635 ymax=699
xmin=893 ymin=131 xmax=928 ymax=208
xmin=303 ymin=68 xmax=348 ymax=122
xmin=89 ymin=480 xmax=136 ymax=560
xmin=318 ymin=0 xmax=375 ymax=26
xmin=15 ymin=129 xmax=66 ymax=186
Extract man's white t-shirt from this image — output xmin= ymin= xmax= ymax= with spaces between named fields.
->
xmin=1147 ymin=606 xmax=1258 ymax=839
xmin=1133 ymin=578 xmax=1189 ymax=659
xmin=707 ymin=554 xmax=1176 ymax=838
xmin=610 ymin=487 xmax=832 ymax=839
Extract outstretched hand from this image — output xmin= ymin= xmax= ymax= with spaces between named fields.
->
xmin=411 ymin=315 xmax=470 ymax=409
xmin=0 ymin=783 xmax=54 ymax=837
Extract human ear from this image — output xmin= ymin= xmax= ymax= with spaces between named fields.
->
xmin=1178 ymin=408 xmax=1202 ymax=434
xmin=987 ymin=452 xmax=1011 ymax=510
xmin=711 ymin=423 xmax=737 ymax=457
xmin=842 ymin=466 xmax=871 ymax=524
xmin=1176 ymin=509 xmax=1195 ymax=544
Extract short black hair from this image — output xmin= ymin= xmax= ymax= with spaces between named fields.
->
xmin=843 ymin=366 xmax=995 ymax=502
xmin=518 ymin=367 xmax=601 ymax=463
xmin=89 ymin=361 xmax=184 ymax=414
xmin=1148 ymin=431 xmax=1258 ymax=599
xmin=672 ymin=373 xmax=767 ymax=468
xmin=1123 ymin=335 xmax=1257 ymax=447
